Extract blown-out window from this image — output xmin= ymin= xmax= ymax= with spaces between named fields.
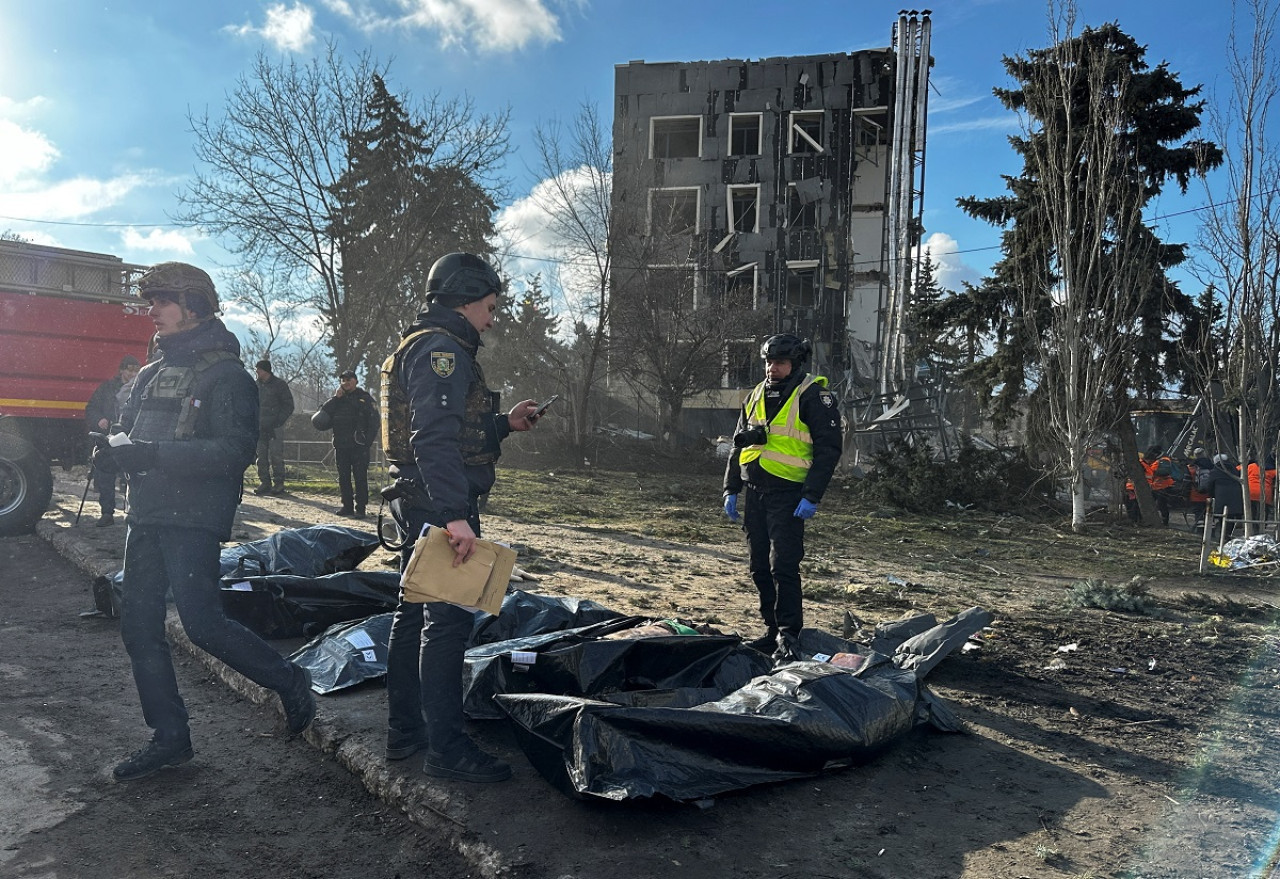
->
xmin=789 ymin=111 xmax=824 ymax=154
xmin=727 ymin=185 xmax=759 ymax=234
xmin=650 ymin=116 xmax=702 ymax=158
xmin=729 ymin=113 xmax=762 ymax=156
xmin=786 ymin=261 xmax=818 ymax=307
xmin=724 ymin=262 xmax=758 ymax=309
xmin=725 ymin=339 xmax=757 ymax=388
xmin=647 ymin=264 xmax=700 ymax=310
xmin=787 ymin=184 xmax=816 ymax=228
xmin=649 ymin=188 xmax=700 ymax=235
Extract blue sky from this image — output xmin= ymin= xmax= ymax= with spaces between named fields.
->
xmin=0 ymin=0 xmax=1240 ymax=305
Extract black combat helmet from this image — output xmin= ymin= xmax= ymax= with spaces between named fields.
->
xmin=760 ymin=333 xmax=811 ymax=369
xmin=425 ymin=252 xmax=503 ymax=307
xmin=136 ymin=262 xmax=220 ymax=318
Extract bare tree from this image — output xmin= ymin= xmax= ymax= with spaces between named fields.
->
xmin=610 ymin=234 xmax=770 ymax=443
xmin=177 ymin=44 xmax=509 ymax=376
xmin=1193 ymin=0 xmax=1280 ymax=531
xmin=1014 ymin=5 xmax=1176 ymax=531
xmin=523 ymin=103 xmax=620 ymax=454
xmin=223 ymin=266 xmax=329 ymax=391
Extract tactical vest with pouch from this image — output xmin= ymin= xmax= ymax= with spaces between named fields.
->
xmin=381 ymin=327 xmax=500 ymax=469
xmin=129 ymin=351 xmax=240 ymax=443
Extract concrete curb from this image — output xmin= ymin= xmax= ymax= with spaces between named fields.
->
xmin=35 ymin=504 xmax=514 ymax=878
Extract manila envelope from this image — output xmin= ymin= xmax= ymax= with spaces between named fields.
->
xmin=400 ymin=525 xmax=516 ymax=615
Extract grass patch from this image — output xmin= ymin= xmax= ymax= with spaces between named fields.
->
xmin=1179 ymin=592 xmax=1275 ymax=622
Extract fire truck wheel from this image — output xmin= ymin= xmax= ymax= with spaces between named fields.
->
xmin=0 ymin=432 xmax=53 ymax=536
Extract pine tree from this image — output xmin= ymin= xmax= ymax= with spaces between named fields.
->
xmin=328 ymin=75 xmax=497 ymax=372
xmin=925 ymin=15 xmax=1221 ymax=528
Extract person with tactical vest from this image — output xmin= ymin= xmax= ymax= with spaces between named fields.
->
xmin=91 ymin=262 xmax=315 ymax=782
xmin=311 ymin=369 xmax=378 ymax=518
xmin=380 ymin=252 xmax=541 ymax=783
xmin=252 ymin=359 xmax=294 ymax=495
xmin=722 ymin=334 xmax=842 ymax=661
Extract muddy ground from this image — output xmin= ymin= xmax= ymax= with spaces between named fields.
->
xmin=14 ymin=455 xmax=1280 ymax=878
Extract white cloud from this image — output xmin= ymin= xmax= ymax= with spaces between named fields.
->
xmin=494 ymin=165 xmax=609 ymax=319
xmin=930 ymin=115 xmax=1016 ymax=136
xmin=331 ymin=0 xmax=563 ymax=52
xmin=121 ymin=227 xmax=199 ymax=255
xmin=494 ymin=185 xmax=565 ymax=279
xmin=0 ymin=95 xmax=49 ymax=117
xmin=227 ymin=2 xmax=318 ymax=53
xmin=927 ymin=75 xmax=987 ymax=114
xmin=0 ymin=119 xmax=59 ymax=185
xmin=922 ymin=231 xmax=981 ymax=290
xmin=0 ymin=174 xmax=150 ymax=221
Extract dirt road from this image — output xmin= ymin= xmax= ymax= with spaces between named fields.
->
xmin=11 ymin=463 xmax=1280 ymax=878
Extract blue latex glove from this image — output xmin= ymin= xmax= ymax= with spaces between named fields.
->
xmin=794 ymin=498 xmax=818 ymax=519
xmin=110 ymin=440 xmax=158 ymax=474
xmin=723 ymin=494 xmax=739 ymax=522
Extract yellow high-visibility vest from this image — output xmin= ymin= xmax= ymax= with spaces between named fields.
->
xmin=738 ymin=374 xmax=826 ymax=482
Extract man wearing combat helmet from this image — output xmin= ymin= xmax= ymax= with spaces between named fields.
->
xmin=94 ymin=262 xmax=316 ymax=781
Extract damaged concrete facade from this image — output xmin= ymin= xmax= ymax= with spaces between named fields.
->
xmin=611 ymin=19 xmax=928 ymax=439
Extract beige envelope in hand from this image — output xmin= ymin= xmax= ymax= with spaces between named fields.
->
xmin=400 ymin=525 xmax=516 ymax=615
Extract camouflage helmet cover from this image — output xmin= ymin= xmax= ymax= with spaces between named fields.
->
xmin=137 ymin=262 xmax=219 ymax=317
xmin=760 ymin=333 xmax=811 ymax=368
xmin=425 ymin=252 xmax=503 ymax=306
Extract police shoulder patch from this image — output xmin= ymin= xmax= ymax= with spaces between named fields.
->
xmin=820 ymin=391 xmax=835 ymax=407
xmin=431 ymin=351 xmax=456 ymax=378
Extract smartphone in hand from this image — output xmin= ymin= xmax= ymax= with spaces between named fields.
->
xmin=532 ymin=394 xmax=559 ymax=420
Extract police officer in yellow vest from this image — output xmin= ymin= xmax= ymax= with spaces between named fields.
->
xmin=380 ymin=252 xmax=541 ymax=783
xmin=723 ymin=334 xmax=842 ymax=660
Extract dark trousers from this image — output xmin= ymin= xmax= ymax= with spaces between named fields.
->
xmin=335 ymin=445 xmax=370 ymax=511
xmin=119 ymin=524 xmax=296 ymax=740
xmin=93 ymin=465 xmax=117 ymax=515
xmin=743 ymin=484 xmax=805 ymax=635
xmin=385 ymin=499 xmax=481 ymax=758
xmin=256 ymin=430 xmax=286 ymax=489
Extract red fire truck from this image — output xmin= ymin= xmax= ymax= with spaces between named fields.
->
xmin=0 ymin=240 xmax=153 ymax=534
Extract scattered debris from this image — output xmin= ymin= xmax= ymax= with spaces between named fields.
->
xmin=1208 ymin=535 xmax=1280 ymax=571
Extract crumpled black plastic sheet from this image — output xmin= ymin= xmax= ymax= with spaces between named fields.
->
xmin=219 ymin=570 xmax=401 ymax=639
xmin=94 ymin=525 xmax=381 ymax=616
xmin=218 ymin=525 xmax=379 ymax=579
xmin=462 ymin=616 xmax=772 ymax=719
xmin=286 ymin=590 xmax=631 ymax=694
xmin=469 ymin=590 xmax=622 ymax=646
xmin=288 ymin=613 xmax=393 ymax=694
xmin=495 ymin=606 xmax=993 ymax=802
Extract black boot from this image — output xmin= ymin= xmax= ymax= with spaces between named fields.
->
xmin=279 ymin=665 xmax=316 ymax=735
xmin=745 ymin=628 xmax=779 ymax=653
xmin=773 ymin=631 xmax=801 ymax=662
xmin=423 ymin=739 xmax=511 ymax=783
xmin=113 ymin=733 xmax=193 ymax=782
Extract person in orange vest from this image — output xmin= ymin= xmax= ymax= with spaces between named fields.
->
xmin=1141 ymin=445 xmax=1176 ymax=526
xmin=1247 ymin=453 xmax=1277 ymax=521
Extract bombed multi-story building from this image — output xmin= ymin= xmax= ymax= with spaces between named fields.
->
xmin=609 ymin=13 xmax=931 ymax=440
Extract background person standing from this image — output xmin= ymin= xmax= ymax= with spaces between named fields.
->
xmin=253 ymin=359 xmax=294 ymax=495
xmin=312 ymin=369 xmax=378 ymax=518
xmin=723 ymin=334 xmax=842 ymax=661
xmin=84 ymin=354 xmax=141 ymax=526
